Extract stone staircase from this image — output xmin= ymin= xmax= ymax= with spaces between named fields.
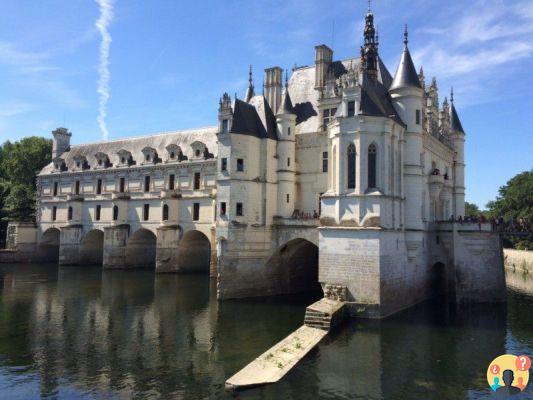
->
xmin=304 ymin=298 xmax=346 ymax=331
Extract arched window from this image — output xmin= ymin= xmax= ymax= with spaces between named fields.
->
xmin=347 ymin=143 xmax=356 ymax=189
xmin=68 ymin=207 xmax=73 ymax=221
xmin=162 ymin=204 xmax=169 ymax=221
xmin=368 ymin=143 xmax=377 ymax=189
xmin=113 ymin=205 xmax=119 ymax=221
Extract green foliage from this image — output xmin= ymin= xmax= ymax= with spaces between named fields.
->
xmin=465 ymin=202 xmax=482 ymax=216
xmin=0 ymin=137 xmax=52 ymax=222
xmin=486 ymin=169 xmax=533 ymax=249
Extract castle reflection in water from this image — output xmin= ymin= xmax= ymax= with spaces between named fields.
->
xmin=0 ymin=264 xmax=530 ymax=399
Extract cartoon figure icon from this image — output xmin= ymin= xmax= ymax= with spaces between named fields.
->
xmin=487 ymin=354 xmax=529 ymax=397
xmin=496 ymin=370 xmax=521 ymax=396
xmin=491 ymin=376 xmax=501 ymax=391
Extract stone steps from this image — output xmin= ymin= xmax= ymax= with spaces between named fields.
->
xmin=304 ymin=298 xmax=346 ymax=332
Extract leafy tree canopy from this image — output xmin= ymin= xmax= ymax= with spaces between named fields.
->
xmin=486 ymin=169 xmax=533 ymax=222
xmin=465 ymin=202 xmax=482 ymax=216
xmin=0 ymin=137 xmax=52 ymax=222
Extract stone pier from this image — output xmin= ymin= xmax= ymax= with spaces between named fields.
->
xmin=102 ymin=225 xmax=130 ymax=269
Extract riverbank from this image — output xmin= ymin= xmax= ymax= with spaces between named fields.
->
xmin=504 ymin=248 xmax=532 ymax=274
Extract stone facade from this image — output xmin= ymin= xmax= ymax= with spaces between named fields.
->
xmin=3 ymin=8 xmax=505 ymax=318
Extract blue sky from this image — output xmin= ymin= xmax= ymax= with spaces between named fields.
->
xmin=0 ymin=0 xmax=531 ymax=208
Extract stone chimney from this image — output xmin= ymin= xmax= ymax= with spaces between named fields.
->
xmin=52 ymin=127 xmax=72 ymax=158
xmin=315 ymin=44 xmax=333 ymax=90
xmin=263 ymin=67 xmax=283 ymax=113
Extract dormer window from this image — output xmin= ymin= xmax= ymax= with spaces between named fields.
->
xmin=141 ymin=147 xmax=158 ymax=165
xmin=73 ymin=155 xmax=88 ymax=171
xmin=94 ymin=152 xmax=111 ymax=169
xmin=190 ymin=141 xmax=209 ymax=160
xmin=117 ymin=149 xmax=133 ymax=167
xmin=53 ymin=157 xmax=66 ymax=172
xmin=165 ymin=144 xmax=183 ymax=163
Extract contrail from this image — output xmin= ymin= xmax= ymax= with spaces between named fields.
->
xmin=95 ymin=0 xmax=114 ymax=140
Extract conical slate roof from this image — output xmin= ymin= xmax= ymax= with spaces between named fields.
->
xmin=390 ymin=45 xmax=421 ymax=91
xmin=277 ymin=89 xmax=295 ymax=115
xmin=450 ymin=103 xmax=465 ymax=133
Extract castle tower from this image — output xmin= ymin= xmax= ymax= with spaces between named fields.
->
xmin=276 ymin=73 xmax=297 ymax=218
xmin=390 ymin=26 xmax=424 ymax=230
xmin=52 ymin=127 xmax=72 ymax=159
xmin=450 ymin=88 xmax=466 ymax=218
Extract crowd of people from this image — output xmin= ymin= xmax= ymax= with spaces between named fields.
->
xmin=447 ymin=215 xmax=531 ymax=233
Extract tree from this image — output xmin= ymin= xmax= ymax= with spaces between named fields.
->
xmin=465 ymin=202 xmax=482 ymax=216
xmin=486 ymin=170 xmax=533 ymax=250
xmin=0 ymin=137 xmax=52 ymax=222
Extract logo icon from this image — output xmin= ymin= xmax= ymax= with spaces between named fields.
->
xmin=487 ymin=354 xmax=530 ymax=396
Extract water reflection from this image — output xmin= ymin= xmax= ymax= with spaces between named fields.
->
xmin=0 ymin=264 xmax=531 ymax=399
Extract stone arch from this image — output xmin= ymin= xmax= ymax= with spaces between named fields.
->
xmin=265 ymin=238 xmax=321 ymax=295
xmin=177 ymin=230 xmax=211 ymax=273
xmin=80 ymin=229 xmax=104 ymax=266
xmin=39 ymin=228 xmax=60 ymax=262
xmin=126 ymin=228 xmax=157 ymax=268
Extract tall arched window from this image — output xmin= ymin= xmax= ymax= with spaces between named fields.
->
xmin=113 ymin=205 xmax=119 ymax=221
xmin=347 ymin=144 xmax=356 ymax=189
xmin=162 ymin=204 xmax=169 ymax=221
xmin=368 ymin=143 xmax=377 ymax=189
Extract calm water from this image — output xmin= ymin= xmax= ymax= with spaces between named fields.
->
xmin=0 ymin=264 xmax=531 ymax=400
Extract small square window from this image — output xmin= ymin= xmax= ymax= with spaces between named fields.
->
xmin=237 ymin=158 xmax=244 ymax=172
xmin=236 ymin=203 xmax=243 ymax=216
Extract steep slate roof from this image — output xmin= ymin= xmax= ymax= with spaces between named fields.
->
xmin=288 ymin=57 xmax=403 ymax=133
xmin=39 ymin=127 xmax=218 ymax=175
xmin=390 ymin=45 xmax=422 ymax=91
xmin=231 ymin=97 xmax=278 ymax=140
xmin=277 ymin=89 xmax=295 ymax=115
xmin=450 ymin=103 xmax=465 ymax=133
xmin=360 ymin=73 xmax=405 ymax=127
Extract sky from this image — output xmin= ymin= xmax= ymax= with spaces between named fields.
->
xmin=0 ymin=0 xmax=531 ymax=208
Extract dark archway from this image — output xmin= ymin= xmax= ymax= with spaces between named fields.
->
xmin=177 ymin=230 xmax=211 ymax=273
xmin=80 ymin=229 xmax=104 ymax=266
xmin=39 ymin=228 xmax=60 ymax=262
xmin=126 ymin=229 xmax=157 ymax=269
xmin=267 ymin=238 xmax=321 ymax=295
xmin=431 ymin=262 xmax=447 ymax=299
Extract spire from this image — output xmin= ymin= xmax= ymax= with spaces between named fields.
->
xmin=390 ymin=24 xmax=422 ymax=91
xmin=245 ymin=65 xmax=255 ymax=102
xmin=450 ymin=88 xmax=465 ymax=133
xmin=277 ymin=70 xmax=295 ymax=116
xmin=360 ymin=7 xmax=379 ymax=81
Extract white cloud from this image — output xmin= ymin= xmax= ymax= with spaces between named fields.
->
xmin=95 ymin=0 xmax=114 ymax=140
xmin=412 ymin=0 xmax=533 ymax=107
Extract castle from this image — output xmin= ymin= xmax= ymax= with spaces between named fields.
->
xmin=5 ymin=9 xmax=505 ymax=318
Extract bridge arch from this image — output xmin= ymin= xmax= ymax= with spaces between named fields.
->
xmin=265 ymin=238 xmax=321 ymax=295
xmin=126 ymin=228 xmax=157 ymax=268
xmin=39 ymin=228 xmax=60 ymax=262
xmin=80 ymin=229 xmax=104 ymax=266
xmin=177 ymin=229 xmax=211 ymax=273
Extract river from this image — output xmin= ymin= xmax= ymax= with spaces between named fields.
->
xmin=0 ymin=264 xmax=531 ymax=399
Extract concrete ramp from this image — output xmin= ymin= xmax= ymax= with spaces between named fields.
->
xmin=225 ymin=325 xmax=327 ymax=390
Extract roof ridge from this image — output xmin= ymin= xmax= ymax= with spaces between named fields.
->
xmin=70 ymin=126 xmax=218 ymax=148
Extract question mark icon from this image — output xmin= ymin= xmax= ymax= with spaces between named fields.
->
xmin=515 ymin=355 xmax=531 ymax=372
